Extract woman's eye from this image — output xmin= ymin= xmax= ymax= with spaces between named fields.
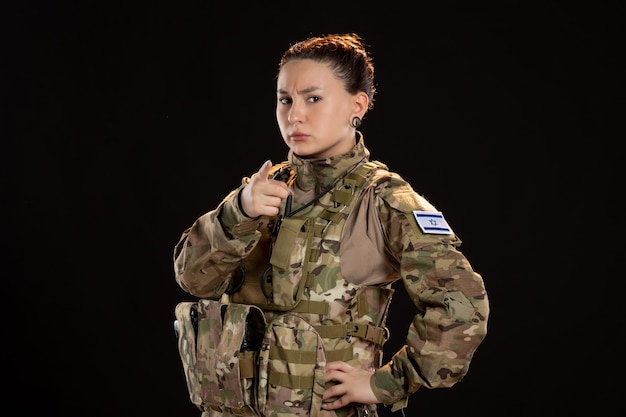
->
xmin=307 ymin=96 xmax=320 ymax=103
xmin=279 ymin=97 xmax=292 ymax=105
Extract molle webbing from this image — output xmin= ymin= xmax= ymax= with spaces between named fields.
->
xmin=313 ymin=322 xmax=389 ymax=346
xmin=288 ymin=300 xmax=390 ymax=344
xmin=291 ymin=299 xmax=330 ymax=315
xmin=308 ymin=160 xmax=384 ymax=264
xmin=264 ymin=319 xmax=389 ymax=390
xmin=292 ymin=297 xmax=389 ymax=346
xmin=289 ymin=300 xmax=390 ymax=345
xmin=267 ymin=346 xmax=351 ymax=389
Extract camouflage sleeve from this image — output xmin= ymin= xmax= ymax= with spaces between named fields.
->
xmin=173 ymin=180 xmax=263 ymax=298
xmin=369 ymin=173 xmax=490 ymax=409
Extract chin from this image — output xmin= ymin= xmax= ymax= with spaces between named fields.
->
xmin=291 ymin=145 xmax=317 ymax=158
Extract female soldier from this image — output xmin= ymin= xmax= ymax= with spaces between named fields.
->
xmin=173 ymin=33 xmax=489 ymax=417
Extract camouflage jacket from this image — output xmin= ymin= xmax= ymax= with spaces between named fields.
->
xmin=173 ymin=135 xmax=489 ymax=410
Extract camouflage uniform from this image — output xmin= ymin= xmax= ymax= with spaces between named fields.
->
xmin=173 ymin=134 xmax=489 ymax=417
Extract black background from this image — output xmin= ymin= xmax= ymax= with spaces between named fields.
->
xmin=3 ymin=1 xmax=622 ymax=416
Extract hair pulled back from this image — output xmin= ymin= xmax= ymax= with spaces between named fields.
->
xmin=278 ymin=33 xmax=377 ymax=110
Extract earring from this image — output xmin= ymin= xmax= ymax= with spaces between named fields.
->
xmin=351 ymin=116 xmax=362 ymax=128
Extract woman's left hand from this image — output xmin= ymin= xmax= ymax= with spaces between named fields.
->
xmin=321 ymin=361 xmax=380 ymax=410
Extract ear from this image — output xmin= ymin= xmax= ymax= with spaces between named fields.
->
xmin=353 ymin=91 xmax=369 ymax=118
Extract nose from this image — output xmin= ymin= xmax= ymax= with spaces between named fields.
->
xmin=287 ymin=100 xmax=304 ymax=124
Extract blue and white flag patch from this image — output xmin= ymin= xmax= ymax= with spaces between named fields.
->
xmin=413 ymin=211 xmax=452 ymax=235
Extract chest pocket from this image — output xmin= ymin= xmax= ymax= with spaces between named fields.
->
xmin=266 ymin=216 xmax=314 ymax=307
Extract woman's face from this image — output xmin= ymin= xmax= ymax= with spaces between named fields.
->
xmin=276 ymin=59 xmax=367 ymax=159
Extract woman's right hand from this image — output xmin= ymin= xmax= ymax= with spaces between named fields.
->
xmin=239 ymin=160 xmax=291 ymax=218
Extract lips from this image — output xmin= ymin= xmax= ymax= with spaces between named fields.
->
xmin=290 ymin=132 xmax=308 ymax=141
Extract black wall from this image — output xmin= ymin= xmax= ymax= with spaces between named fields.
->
xmin=4 ymin=1 xmax=622 ymax=416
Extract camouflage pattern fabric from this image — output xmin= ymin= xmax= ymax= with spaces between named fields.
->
xmin=257 ymin=313 xmax=326 ymax=417
xmin=174 ymin=302 xmax=202 ymax=408
xmin=174 ymin=134 xmax=489 ymax=415
xmin=175 ymin=300 xmax=266 ymax=416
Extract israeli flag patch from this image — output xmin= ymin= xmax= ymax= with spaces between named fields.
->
xmin=413 ymin=211 xmax=452 ymax=235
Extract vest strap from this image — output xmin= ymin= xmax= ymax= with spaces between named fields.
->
xmin=326 ymin=346 xmax=354 ymax=362
xmin=291 ymin=299 xmax=330 ymax=315
xmin=268 ymin=371 xmax=314 ymax=389
xmin=238 ymin=352 xmax=257 ymax=379
xmin=269 ymin=344 xmax=352 ymax=363
xmin=313 ymin=322 xmax=390 ymax=346
xmin=269 ymin=345 xmax=317 ymax=364
xmin=319 ymin=210 xmax=345 ymax=224
xmin=330 ymin=188 xmax=355 ymax=205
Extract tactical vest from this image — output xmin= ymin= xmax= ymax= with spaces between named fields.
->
xmin=174 ymin=160 xmax=394 ymax=417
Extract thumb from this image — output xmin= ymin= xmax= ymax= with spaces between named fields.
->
xmin=257 ymin=159 xmax=273 ymax=181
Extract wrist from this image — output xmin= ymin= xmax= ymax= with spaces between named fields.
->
xmin=237 ymin=189 xmax=259 ymax=219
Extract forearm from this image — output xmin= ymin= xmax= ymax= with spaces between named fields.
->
xmin=173 ymin=188 xmax=261 ymax=297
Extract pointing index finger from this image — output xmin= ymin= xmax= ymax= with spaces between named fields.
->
xmin=258 ymin=160 xmax=273 ymax=181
